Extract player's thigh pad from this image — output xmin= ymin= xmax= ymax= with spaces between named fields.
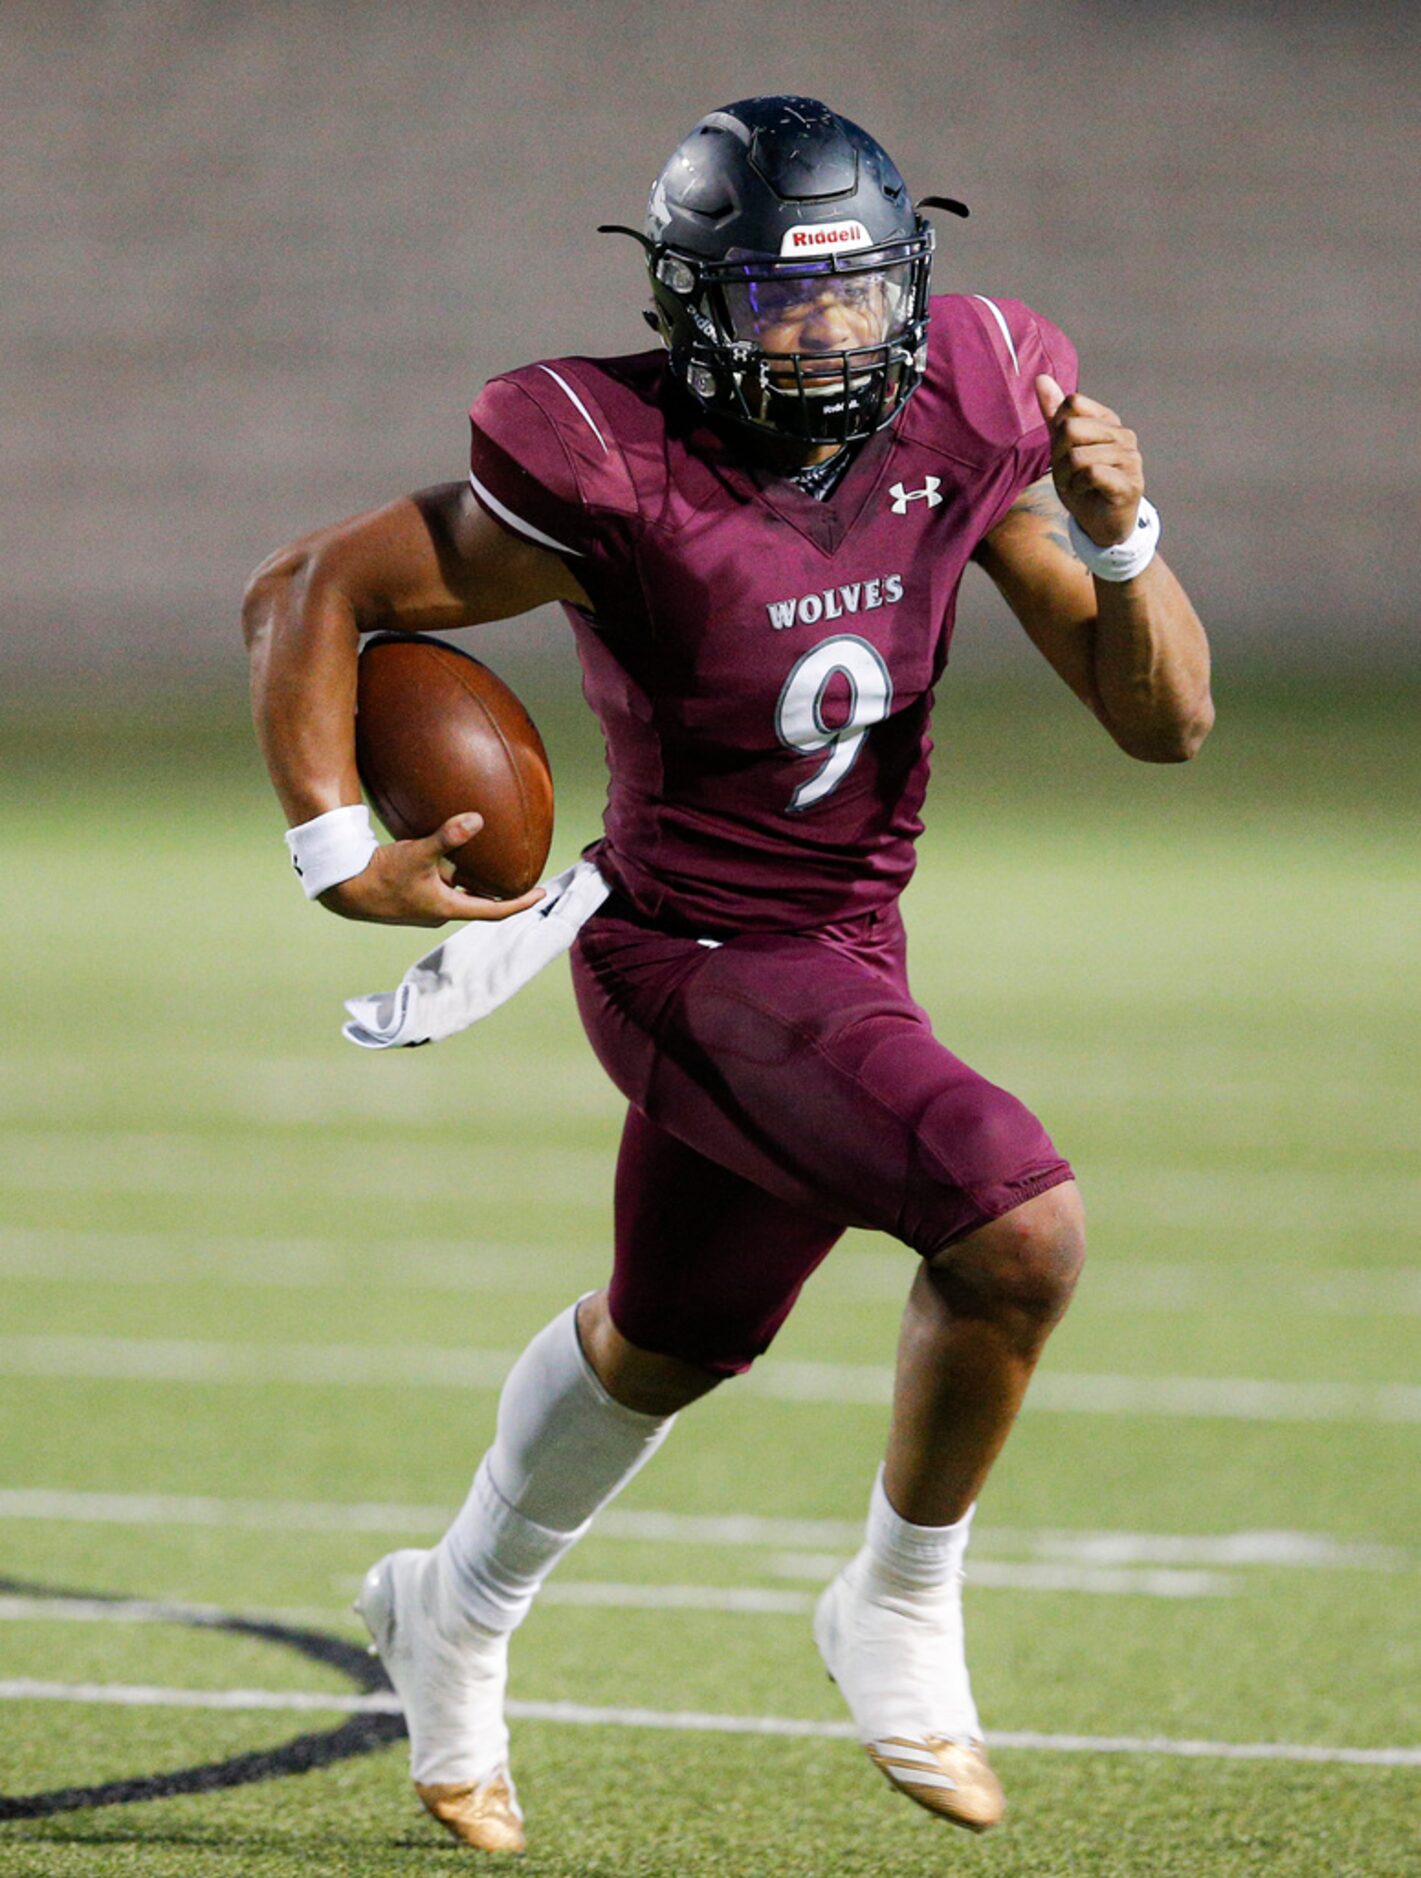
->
xmin=572 ymin=905 xmax=1072 ymax=1258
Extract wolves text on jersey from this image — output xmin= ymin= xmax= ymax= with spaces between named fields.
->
xmin=765 ymin=573 xmax=905 ymax=632
xmin=465 ymin=294 xmax=1077 ymax=929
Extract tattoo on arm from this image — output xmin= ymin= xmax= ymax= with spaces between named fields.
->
xmin=1012 ymin=475 xmax=1075 ymax=559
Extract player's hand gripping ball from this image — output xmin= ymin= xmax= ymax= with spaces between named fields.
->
xmin=355 ymin=634 xmax=554 ymax=899
xmin=1035 ymin=373 xmax=1145 ymax=549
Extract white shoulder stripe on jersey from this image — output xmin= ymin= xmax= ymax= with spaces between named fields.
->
xmin=537 ymin=364 xmax=610 ymax=455
xmin=467 ymin=469 xmax=584 ymax=558
xmin=971 ymin=295 xmax=1021 ymax=376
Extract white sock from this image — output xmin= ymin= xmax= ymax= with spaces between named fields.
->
xmin=437 ymin=1300 xmax=674 ymax=1634
xmin=864 ymin=1465 xmax=974 ymax=1596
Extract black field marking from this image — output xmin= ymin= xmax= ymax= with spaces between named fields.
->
xmin=0 ymin=1572 xmax=404 ymax=1820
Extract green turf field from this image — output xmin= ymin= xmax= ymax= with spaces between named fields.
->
xmin=1 ymin=675 xmax=1418 ymax=1876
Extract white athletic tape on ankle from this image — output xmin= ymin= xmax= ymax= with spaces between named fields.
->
xmin=1067 ymin=497 xmax=1160 ymax=582
xmin=285 ymin=804 xmax=379 ymax=900
xmin=866 ymin=1467 xmax=974 ymax=1587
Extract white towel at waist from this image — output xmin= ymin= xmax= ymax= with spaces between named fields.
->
xmin=342 ymin=857 xmax=610 ymax=1050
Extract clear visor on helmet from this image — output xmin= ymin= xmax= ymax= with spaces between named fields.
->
xmin=719 ymin=260 xmax=914 ymax=353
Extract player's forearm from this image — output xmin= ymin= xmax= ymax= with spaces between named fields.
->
xmin=243 ymin=547 xmax=364 ymax=825
xmin=1088 ymin=558 xmax=1214 ymax=763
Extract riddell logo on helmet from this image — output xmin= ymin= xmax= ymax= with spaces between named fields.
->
xmin=779 ymin=220 xmax=872 ymax=256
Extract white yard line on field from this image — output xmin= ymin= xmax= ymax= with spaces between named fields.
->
xmin=0 ymin=1588 xmax=820 ymax=1624
xmin=14 ymin=1052 xmax=1412 ymax=1127
xmin=0 ymin=1133 xmax=607 ymax=1204
xmin=0 ymin=1487 xmax=1406 ymax=1573
xmin=0 ymin=1486 xmax=462 ymax=1533
xmin=0 ymin=1588 xmax=825 ymax=1623
xmin=1026 ymin=1371 xmax=1421 ymax=1423
xmin=3 ymin=1227 xmax=1418 ymax=1315
xmin=16 ymin=1049 xmax=1416 ymax=1107
xmin=0 ymin=1554 xmax=1236 ymax=1618
xmin=979 ymin=1530 xmax=1402 ymax=1569
xmin=1068 ymin=1264 xmax=1421 ymax=1317
xmin=0 ymin=1679 xmax=377 ymax=1714
xmin=6 ymin=1332 xmax=1418 ymax=1423
xmin=4 ymin=1134 xmax=1418 ymax=1231
xmin=604 ymin=1515 xmax=1403 ymax=1571
xmin=4 ymin=1055 xmax=617 ymax=1129
xmin=0 ymin=1596 xmax=241 ymax=1625
xmin=0 ymin=1547 xmax=1238 ymax=1612
xmin=555 ymin=1565 xmax=1236 ymax=1601
xmin=0 ymin=1228 xmax=573 ymax=1295
xmin=759 ymin=1557 xmax=1236 ymax=1598
xmin=0 ymin=1335 xmax=510 ymax=1391
xmin=751 ymin=1356 xmax=1421 ymax=1420
xmin=2 ymin=1679 xmax=1417 ymax=1769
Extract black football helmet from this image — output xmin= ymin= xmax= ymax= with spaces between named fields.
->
xmin=601 ymin=97 xmax=963 ymax=448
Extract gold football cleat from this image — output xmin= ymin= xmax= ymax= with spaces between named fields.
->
xmin=416 ymin=1769 xmax=527 ymax=1853
xmin=864 ymin=1735 xmax=1005 ymax=1833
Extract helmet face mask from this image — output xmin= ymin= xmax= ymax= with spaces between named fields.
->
xmin=687 ymin=246 xmax=929 ymax=445
xmin=633 ymin=98 xmax=939 ymax=449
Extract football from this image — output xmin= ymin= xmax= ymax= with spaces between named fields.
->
xmin=355 ymin=633 xmax=554 ymax=899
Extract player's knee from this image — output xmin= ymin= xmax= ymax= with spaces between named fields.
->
xmin=928 ymin=1181 xmax=1085 ymax=1333
xmin=577 ymin=1291 xmax=725 ymax=1417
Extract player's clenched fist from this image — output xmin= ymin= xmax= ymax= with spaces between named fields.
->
xmin=1035 ymin=374 xmax=1144 ymax=550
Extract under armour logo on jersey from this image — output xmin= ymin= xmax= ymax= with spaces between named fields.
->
xmin=889 ymin=477 xmax=943 ymax=514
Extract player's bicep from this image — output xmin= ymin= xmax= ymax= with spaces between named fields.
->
xmin=304 ymin=481 xmax=589 ymax=636
xmin=412 ymin=482 xmax=592 ymax=622
xmin=975 ymin=475 xmax=1105 ymax=720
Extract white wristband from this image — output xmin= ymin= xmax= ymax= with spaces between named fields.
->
xmin=285 ymin=804 xmax=380 ymax=900
xmin=1067 ymin=496 xmax=1161 ymax=582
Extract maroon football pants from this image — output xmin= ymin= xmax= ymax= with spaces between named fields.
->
xmin=570 ymin=897 xmax=1072 ymax=1375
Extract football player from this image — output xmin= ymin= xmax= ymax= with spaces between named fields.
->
xmin=244 ymin=96 xmax=1212 ymax=1852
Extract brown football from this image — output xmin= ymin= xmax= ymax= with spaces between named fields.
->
xmin=355 ymin=634 xmax=553 ymax=899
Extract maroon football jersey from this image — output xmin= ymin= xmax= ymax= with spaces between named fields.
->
xmin=467 ymin=293 xmax=1077 ymax=932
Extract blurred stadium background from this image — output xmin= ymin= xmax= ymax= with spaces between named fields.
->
xmin=2 ymin=6 xmax=1417 ymax=1874
xmin=2 ymin=0 xmax=1416 ymax=691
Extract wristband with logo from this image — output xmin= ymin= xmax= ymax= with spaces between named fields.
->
xmin=285 ymin=804 xmax=379 ymax=900
xmin=1067 ymin=497 xmax=1161 ymax=583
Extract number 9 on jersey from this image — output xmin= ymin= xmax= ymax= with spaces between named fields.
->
xmin=775 ymin=634 xmax=895 ymax=813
